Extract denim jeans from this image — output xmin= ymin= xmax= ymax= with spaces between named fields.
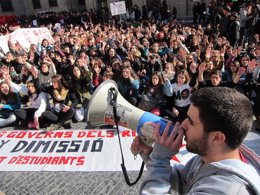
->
xmin=0 ymin=109 xmax=16 ymax=127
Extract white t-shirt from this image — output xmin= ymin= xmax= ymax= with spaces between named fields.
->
xmin=171 ymin=83 xmax=192 ymax=107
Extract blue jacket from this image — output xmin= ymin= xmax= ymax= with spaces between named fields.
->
xmin=2 ymin=92 xmax=21 ymax=110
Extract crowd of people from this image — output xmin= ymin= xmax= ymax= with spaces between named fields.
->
xmin=0 ymin=0 xmax=259 ymax=133
xmin=0 ymin=1 xmax=259 ymax=194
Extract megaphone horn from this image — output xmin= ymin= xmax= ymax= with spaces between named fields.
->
xmin=86 ymin=80 xmax=174 ymax=148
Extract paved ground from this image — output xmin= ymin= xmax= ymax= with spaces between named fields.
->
xmin=0 ymin=120 xmax=259 ymax=195
xmin=0 ymin=121 xmax=144 ymax=195
xmin=0 ymin=171 xmax=143 ymax=195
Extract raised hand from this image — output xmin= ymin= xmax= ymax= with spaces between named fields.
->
xmin=31 ymin=65 xmax=38 ymax=78
xmin=1 ymin=65 xmax=9 ymax=75
xmin=199 ymin=62 xmax=206 ymax=73
xmin=237 ymin=46 xmax=243 ymax=54
xmin=2 ymin=73 xmax=11 ymax=84
xmin=238 ymin=66 xmax=246 ymax=76
xmin=232 ymin=48 xmax=238 ymax=57
xmin=254 ymin=34 xmax=259 ymax=42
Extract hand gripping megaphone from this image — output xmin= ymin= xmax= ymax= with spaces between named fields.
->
xmin=86 ymin=80 xmax=174 ymax=155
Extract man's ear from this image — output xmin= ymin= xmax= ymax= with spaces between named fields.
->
xmin=209 ymin=131 xmax=226 ymax=146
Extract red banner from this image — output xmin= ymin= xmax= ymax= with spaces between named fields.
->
xmin=0 ymin=15 xmax=18 ymax=26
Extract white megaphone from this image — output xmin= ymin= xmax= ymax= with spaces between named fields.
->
xmin=86 ymin=80 xmax=174 ymax=154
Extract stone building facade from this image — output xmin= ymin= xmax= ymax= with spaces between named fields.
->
xmin=0 ymin=0 xmax=209 ymax=19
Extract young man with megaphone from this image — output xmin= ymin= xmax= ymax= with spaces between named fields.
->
xmin=131 ymin=87 xmax=260 ymax=195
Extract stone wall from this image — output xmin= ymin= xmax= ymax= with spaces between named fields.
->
xmin=0 ymin=0 xmax=210 ymax=18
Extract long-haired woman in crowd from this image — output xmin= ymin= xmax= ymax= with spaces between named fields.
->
xmin=91 ymin=58 xmax=103 ymax=91
xmin=222 ymin=60 xmax=244 ymax=82
xmin=37 ymin=38 xmax=54 ymax=57
xmin=70 ymin=65 xmax=92 ymax=122
xmin=126 ymin=45 xmax=144 ymax=73
xmin=164 ymin=69 xmax=197 ymax=122
xmin=104 ymin=48 xmax=122 ymax=66
xmin=41 ymin=74 xmax=77 ymax=131
xmin=0 ymin=80 xmax=21 ymax=127
xmin=138 ymin=71 xmax=165 ymax=115
xmin=12 ymin=67 xmax=50 ymax=129
xmin=162 ymin=62 xmax=175 ymax=82
xmin=117 ymin=61 xmax=140 ymax=106
xmin=37 ymin=56 xmax=57 ymax=87
xmin=6 ymin=60 xmax=34 ymax=104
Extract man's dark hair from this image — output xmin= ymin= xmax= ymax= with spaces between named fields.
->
xmin=210 ymin=69 xmax=222 ymax=77
xmin=190 ymin=87 xmax=253 ymax=149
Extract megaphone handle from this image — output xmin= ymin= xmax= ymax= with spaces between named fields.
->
xmin=131 ymin=135 xmax=153 ymax=158
xmin=130 ymin=147 xmax=141 ymax=156
xmin=131 ymin=148 xmax=151 ymax=163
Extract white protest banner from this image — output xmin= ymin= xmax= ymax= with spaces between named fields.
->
xmin=0 ymin=27 xmax=55 ymax=53
xmin=0 ymin=129 xmax=194 ymax=172
xmin=10 ymin=28 xmax=32 ymax=50
xmin=0 ymin=129 xmax=141 ymax=172
xmin=0 ymin=35 xmax=10 ymax=54
xmin=22 ymin=27 xmax=54 ymax=45
xmin=110 ymin=1 xmax=126 ymax=16
xmin=11 ymin=27 xmax=54 ymax=51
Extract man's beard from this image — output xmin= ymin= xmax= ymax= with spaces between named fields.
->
xmin=186 ymin=133 xmax=209 ymax=156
